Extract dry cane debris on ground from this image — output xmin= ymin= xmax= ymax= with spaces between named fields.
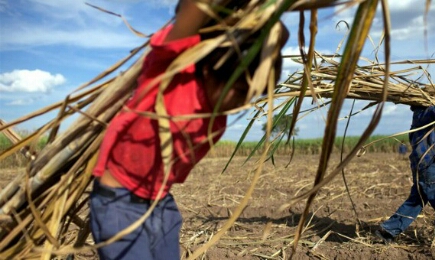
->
xmin=174 ymin=153 xmax=435 ymax=259
xmin=1 ymin=153 xmax=435 ymax=259
xmin=0 ymin=1 xmax=434 ymax=259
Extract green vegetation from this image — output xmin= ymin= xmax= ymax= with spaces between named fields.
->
xmin=0 ymin=132 xmax=48 ymax=168
xmin=261 ymin=114 xmax=299 ymax=140
xmin=212 ymin=134 xmax=410 ymax=158
xmin=0 ymin=132 xmax=409 ymax=168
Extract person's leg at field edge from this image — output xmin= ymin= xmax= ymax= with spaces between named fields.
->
xmin=379 ymin=183 xmax=426 ymax=239
xmin=90 ymin=180 xmax=182 ymax=260
xmin=419 ymin=164 xmax=435 ymax=222
xmin=377 ymin=165 xmax=435 ymax=242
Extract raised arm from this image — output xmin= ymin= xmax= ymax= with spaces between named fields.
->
xmin=164 ymin=0 xmax=210 ymax=43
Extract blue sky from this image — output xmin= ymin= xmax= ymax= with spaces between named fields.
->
xmin=0 ymin=0 xmax=434 ymax=141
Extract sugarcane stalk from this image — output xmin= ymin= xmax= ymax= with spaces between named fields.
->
xmin=0 ymin=53 xmax=144 ymax=216
xmin=41 ymin=172 xmax=74 ymax=260
xmin=0 ymin=136 xmax=100 ymax=258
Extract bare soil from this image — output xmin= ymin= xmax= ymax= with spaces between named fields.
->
xmin=172 ymin=153 xmax=435 ymax=259
xmin=1 ymin=153 xmax=434 ymax=259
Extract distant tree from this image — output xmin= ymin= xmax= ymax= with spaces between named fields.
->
xmin=262 ymin=114 xmax=299 ymax=141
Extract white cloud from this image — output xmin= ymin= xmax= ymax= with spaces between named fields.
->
xmin=382 ymin=103 xmax=398 ymax=116
xmin=282 ymin=46 xmax=300 ymax=55
xmin=280 ymin=46 xmax=302 ymax=80
xmin=0 ymin=69 xmax=66 ymax=93
xmin=333 ymin=1 xmax=435 ymax=42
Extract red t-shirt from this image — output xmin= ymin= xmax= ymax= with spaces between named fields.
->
xmin=93 ymin=25 xmax=227 ymax=200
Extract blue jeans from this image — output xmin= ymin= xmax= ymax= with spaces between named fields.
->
xmin=90 ymin=180 xmax=182 ymax=260
xmin=381 ymin=164 xmax=435 ymax=237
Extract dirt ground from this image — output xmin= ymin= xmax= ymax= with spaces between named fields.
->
xmin=172 ymin=153 xmax=435 ymax=259
xmin=1 ymin=153 xmax=434 ymax=259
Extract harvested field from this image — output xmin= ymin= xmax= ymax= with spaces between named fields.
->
xmin=173 ymin=153 xmax=435 ymax=259
xmin=1 ymin=153 xmax=434 ymax=259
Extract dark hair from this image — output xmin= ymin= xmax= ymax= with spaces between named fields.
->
xmin=180 ymin=1 xmax=285 ymax=91
xmin=176 ymin=0 xmax=258 ymax=81
xmin=195 ymin=34 xmax=262 ymax=81
xmin=195 ymin=28 xmax=285 ymax=92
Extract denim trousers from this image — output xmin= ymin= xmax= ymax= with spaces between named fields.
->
xmin=381 ymin=164 xmax=435 ymax=237
xmin=90 ymin=180 xmax=182 ymax=260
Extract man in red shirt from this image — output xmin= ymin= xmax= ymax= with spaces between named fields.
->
xmin=90 ymin=1 xmax=289 ymax=259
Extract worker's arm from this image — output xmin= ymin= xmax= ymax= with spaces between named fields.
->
xmin=164 ymin=0 xmax=211 ymax=43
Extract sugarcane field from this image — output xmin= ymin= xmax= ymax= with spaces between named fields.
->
xmin=1 ymin=0 xmax=435 ymax=260
xmin=1 ymin=152 xmax=435 ymax=259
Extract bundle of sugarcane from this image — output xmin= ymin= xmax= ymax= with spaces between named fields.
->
xmin=274 ymin=53 xmax=435 ymax=107
xmin=0 ymin=39 xmax=148 ymax=259
xmin=0 ymin=0 xmax=433 ymax=259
